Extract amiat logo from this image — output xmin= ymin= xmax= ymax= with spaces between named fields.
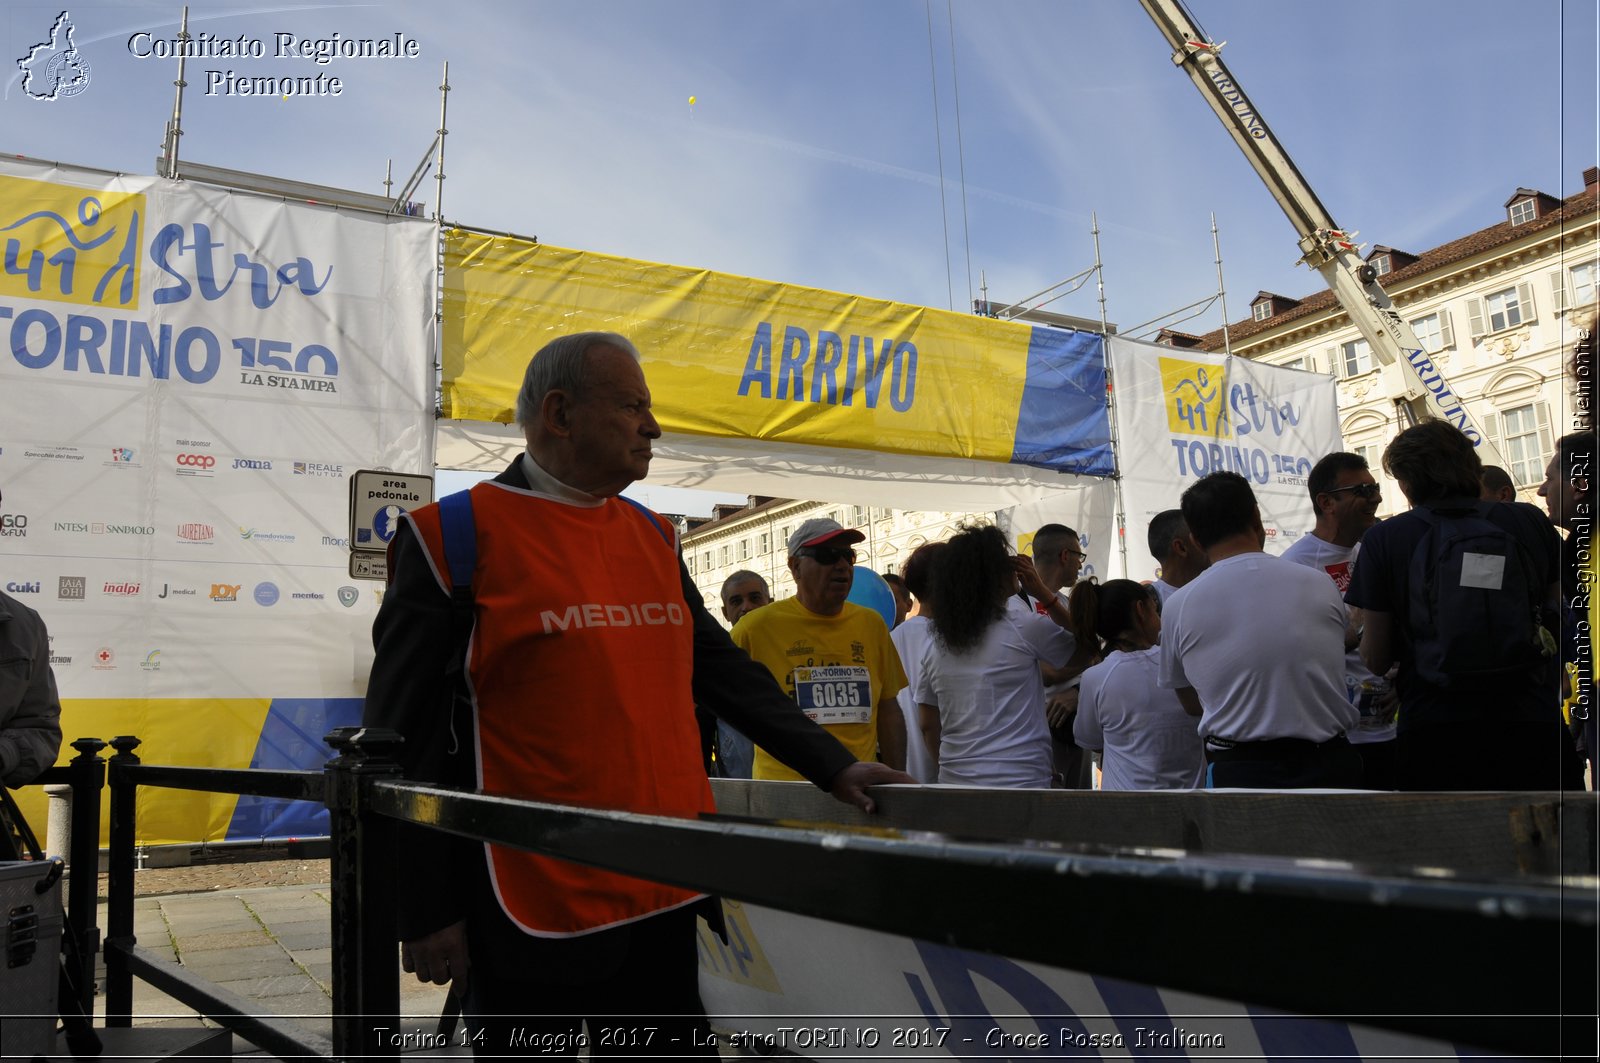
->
xmin=0 ymin=173 xmax=140 ymax=308
xmin=16 ymin=11 xmax=92 ymax=101
xmin=1159 ymin=356 xmax=1231 ymax=439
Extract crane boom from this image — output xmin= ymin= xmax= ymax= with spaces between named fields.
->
xmin=1137 ymin=0 xmax=1505 ymax=467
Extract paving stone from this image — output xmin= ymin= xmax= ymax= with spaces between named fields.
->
xmin=214 ymin=971 xmax=325 ymax=999
xmin=179 ymin=928 xmax=275 ymax=952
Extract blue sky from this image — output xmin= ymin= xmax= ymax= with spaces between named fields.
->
xmin=5 ymin=0 xmax=1596 ymax=509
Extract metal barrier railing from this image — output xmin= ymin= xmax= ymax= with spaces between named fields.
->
xmin=26 ymin=728 xmax=1600 ymax=1062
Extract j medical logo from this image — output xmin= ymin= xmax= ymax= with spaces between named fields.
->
xmin=1159 ymin=357 xmax=1231 ymax=439
xmin=17 ymin=11 xmax=92 ymax=101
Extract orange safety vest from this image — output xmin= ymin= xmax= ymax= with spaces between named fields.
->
xmin=406 ymin=482 xmax=714 ymax=936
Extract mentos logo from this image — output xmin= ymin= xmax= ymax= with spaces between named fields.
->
xmin=176 ymin=453 xmax=216 ymax=473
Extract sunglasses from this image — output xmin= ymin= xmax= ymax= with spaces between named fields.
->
xmin=1324 ymin=482 xmax=1382 ymax=500
xmin=798 ymin=545 xmax=857 ymax=565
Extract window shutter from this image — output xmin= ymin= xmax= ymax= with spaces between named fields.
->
xmin=1536 ymin=401 xmax=1554 ymax=456
xmin=1304 ymin=352 xmax=1318 ymax=373
xmin=1324 ymin=346 xmax=1338 ymax=377
xmin=1483 ymin=407 xmax=1502 ymax=458
xmin=1439 ymin=310 xmax=1455 ymax=349
xmin=1517 ymin=280 xmax=1536 ymax=322
xmin=1550 ymin=269 xmax=1570 ymax=313
xmin=1467 ymin=297 xmax=1486 ymax=337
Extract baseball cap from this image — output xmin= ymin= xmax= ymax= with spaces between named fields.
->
xmin=786 ymin=517 xmax=865 ymax=556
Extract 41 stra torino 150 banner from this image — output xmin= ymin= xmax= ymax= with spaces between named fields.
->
xmin=0 ymin=156 xmax=435 ymax=844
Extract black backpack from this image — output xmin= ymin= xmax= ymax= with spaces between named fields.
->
xmin=1405 ymin=500 xmax=1548 ymax=688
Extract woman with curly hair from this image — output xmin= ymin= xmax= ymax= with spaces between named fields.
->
xmin=1070 ymin=580 xmax=1204 ymax=790
xmin=912 ymin=524 xmax=1077 ymax=787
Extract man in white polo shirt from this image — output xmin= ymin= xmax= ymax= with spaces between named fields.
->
xmin=1158 ymin=472 xmax=1361 ymax=788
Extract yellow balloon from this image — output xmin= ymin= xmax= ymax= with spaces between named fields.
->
xmin=688 ymin=95 xmax=696 ymax=105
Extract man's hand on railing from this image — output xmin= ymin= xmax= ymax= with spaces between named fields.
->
xmin=401 ymin=920 xmax=471 ymax=990
xmin=827 ymin=762 xmax=913 ymax=814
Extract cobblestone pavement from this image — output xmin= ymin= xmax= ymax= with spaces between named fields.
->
xmin=95 ymin=857 xmax=332 ymax=899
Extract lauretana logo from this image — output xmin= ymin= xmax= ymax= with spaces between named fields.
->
xmin=177 ymin=522 xmax=214 ymax=542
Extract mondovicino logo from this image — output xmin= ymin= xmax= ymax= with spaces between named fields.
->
xmin=239 ymin=526 xmax=296 ymax=543
xmin=58 ymin=576 xmax=86 ymax=599
xmin=209 ymin=583 xmax=241 ymax=602
xmin=17 ymin=11 xmax=92 ymax=101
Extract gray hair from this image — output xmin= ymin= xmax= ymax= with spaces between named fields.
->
xmin=514 ymin=331 xmax=643 ymax=427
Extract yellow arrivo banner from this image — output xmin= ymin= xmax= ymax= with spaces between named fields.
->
xmin=443 ymin=233 xmax=1055 ymax=465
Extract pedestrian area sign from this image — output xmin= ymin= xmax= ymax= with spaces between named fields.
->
xmin=349 ymin=470 xmax=435 ymax=580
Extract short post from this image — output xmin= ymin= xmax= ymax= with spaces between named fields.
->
xmin=325 ymin=725 xmax=404 ymax=1060
xmin=105 ymin=735 xmax=143 ymax=1026
xmin=64 ymin=737 xmax=106 ymax=1019
xmin=43 ymin=783 xmax=72 ymax=859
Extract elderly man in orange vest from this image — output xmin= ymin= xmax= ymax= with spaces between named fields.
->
xmin=363 ymin=332 xmax=909 ymax=1057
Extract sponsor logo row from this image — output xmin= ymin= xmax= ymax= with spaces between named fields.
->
xmin=5 ymin=442 xmax=345 ymax=479
xmin=8 ymin=578 xmax=361 ymax=607
xmin=1 ymin=515 xmax=345 ymax=548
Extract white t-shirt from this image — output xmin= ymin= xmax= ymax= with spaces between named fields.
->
xmin=1279 ymin=533 xmax=1396 ymax=744
xmin=1075 ymin=646 xmax=1204 ymax=790
xmin=890 ymin=615 xmax=938 ymax=783
xmin=1152 ymin=579 xmax=1179 ymax=604
xmin=1158 ymin=552 xmax=1357 ymax=743
xmin=915 ymin=598 xmax=1075 ymax=787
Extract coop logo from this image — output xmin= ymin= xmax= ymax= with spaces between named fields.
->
xmin=176 ymin=453 xmax=217 ymax=474
xmin=102 ymin=581 xmax=141 ymax=597
xmin=209 ymin=583 xmax=241 ymax=602
xmin=58 ymin=576 xmax=86 ymax=600
xmin=254 ymin=581 xmax=280 ymax=606
xmin=140 ymin=650 xmax=161 ymax=672
xmin=5 ymin=581 xmax=41 ymax=594
xmin=232 ymin=457 xmax=273 ymax=471
xmin=93 ymin=647 xmax=115 ymax=670
xmin=293 ymin=461 xmax=344 ymax=477
xmin=0 ymin=513 xmax=27 ymax=538
xmin=17 ymin=11 xmax=92 ymax=101
xmin=177 ymin=522 xmax=215 ymax=543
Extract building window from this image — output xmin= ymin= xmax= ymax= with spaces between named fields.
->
xmin=853 ymin=506 xmax=868 ymax=526
xmin=1340 ymin=338 xmax=1373 ymax=377
xmin=1509 ymin=199 xmax=1536 ymax=226
xmin=738 ymin=538 xmax=750 ymax=561
xmin=702 ymin=552 xmax=712 ymax=571
xmin=1468 ymin=281 xmax=1536 ymax=337
xmin=686 ymin=555 xmax=696 ymax=575
xmin=1252 ymin=302 xmax=1271 ymax=322
xmin=779 ymin=526 xmax=790 ymax=545
xmin=1409 ymin=312 xmax=1453 ymax=353
xmin=1280 ymin=354 xmax=1315 ymax=373
xmin=758 ymin=531 xmax=770 ymax=553
xmin=721 ymin=545 xmax=731 ymax=566
xmin=1489 ymin=402 xmax=1553 ymax=487
xmin=1556 ymin=260 xmax=1599 ymax=312
xmin=1371 ymin=253 xmax=1392 ymax=276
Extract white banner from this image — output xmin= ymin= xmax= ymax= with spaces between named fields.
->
xmin=0 ymin=157 xmax=434 ymax=839
xmin=1107 ymin=336 xmax=1340 ymax=582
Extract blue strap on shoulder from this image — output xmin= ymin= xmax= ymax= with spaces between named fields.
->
xmin=437 ymin=489 xmax=478 ymax=596
xmin=620 ymin=495 xmax=675 ymax=549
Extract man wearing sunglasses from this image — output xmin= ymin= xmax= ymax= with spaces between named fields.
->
xmin=1281 ymin=452 xmax=1397 ymax=789
xmin=734 ymin=518 xmax=909 ymax=780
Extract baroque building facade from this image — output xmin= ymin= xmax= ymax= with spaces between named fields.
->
xmin=1166 ymin=167 xmax=1597 ymax=517
xmin=680 ymin=498 xmax=988 ymax=614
